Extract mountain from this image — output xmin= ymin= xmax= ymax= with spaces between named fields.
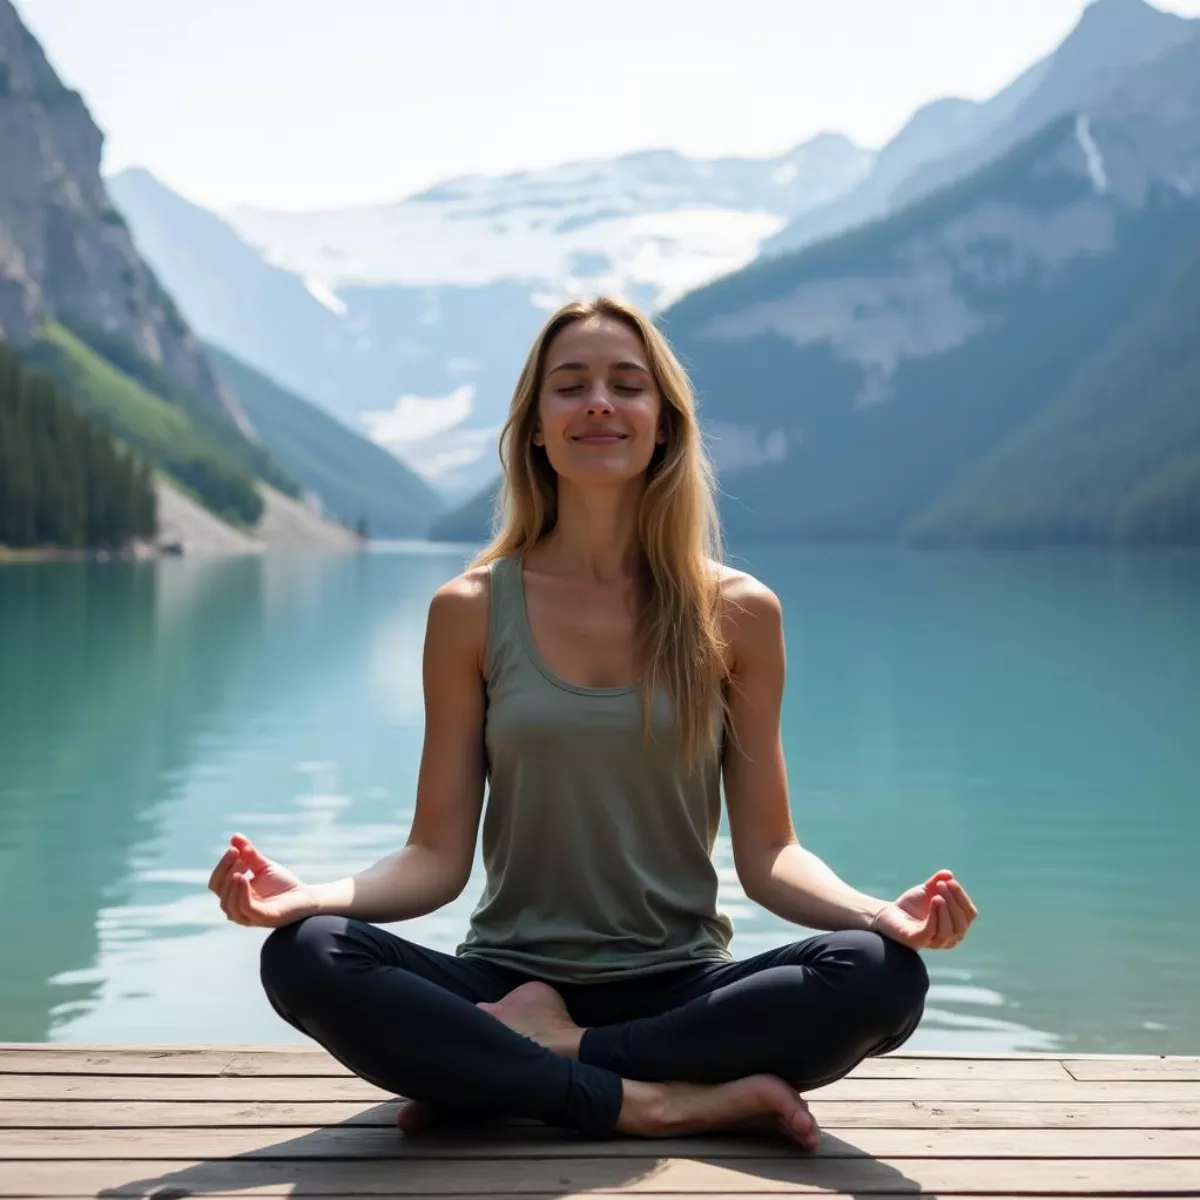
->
xmin=204 ymin=344 xmax=442 ymax=539
xmin=766 ymin=0 xmax=1192 ymax=256
xmin=906 ymin=198 xmax=1200 ymax=547
xmin=105 ymin=169 xmax=355 ymax=422
xmin=19 ymin=320 xmax=274 ymax=526
xmin=889 ymin=0 xmax=1194 ymax=213
xmin=110 ymin=138 xmax=874 ymax=500
xmin=427 ymin=484 xmax=494 ymax=544
xmin=436 ymin=30 xmax=1200 ymax=549
xmin=0 ymin=0 xmax=368 ymax=552
xmin=0 ymin=0 xmax=244 ymax=427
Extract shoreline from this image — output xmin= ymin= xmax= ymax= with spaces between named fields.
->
xmin=0 ymin=540 xmax=168 ymax=565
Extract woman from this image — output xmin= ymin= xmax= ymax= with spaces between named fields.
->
xmin=208 ymin=297 xmax=977 ymax=1150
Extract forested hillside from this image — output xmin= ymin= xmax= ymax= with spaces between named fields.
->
xmin=0 ymin=343 xmax=155 ymax=551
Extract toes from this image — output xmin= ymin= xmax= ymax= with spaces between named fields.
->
xmin=791 ymin=1109 xmax=819 ymax=1150
xmin=396 ymin=1100 xmax=436 ymax=1135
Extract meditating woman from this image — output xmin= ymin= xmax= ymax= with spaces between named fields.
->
xmin=207 ymin=296 xmax=978 ymax=1150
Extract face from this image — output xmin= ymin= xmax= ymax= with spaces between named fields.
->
xmin=533 ymin=316 xmax=666 ymax=486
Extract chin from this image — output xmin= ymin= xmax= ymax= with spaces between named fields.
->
xmin=555 ymin=456 xmax=653 ymax=487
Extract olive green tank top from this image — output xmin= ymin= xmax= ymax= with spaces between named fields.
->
xmin=456 ymin=553 xmax=734 ymax=982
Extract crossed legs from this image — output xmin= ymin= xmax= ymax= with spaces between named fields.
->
xmin=259 ymin=916 xmax=928 ymax=1142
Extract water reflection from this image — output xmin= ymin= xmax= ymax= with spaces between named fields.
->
xmin=0 ymin=544 xmax=1197 ymax=1052
xmin=0 ymin=556 xmax=271 ymax=1039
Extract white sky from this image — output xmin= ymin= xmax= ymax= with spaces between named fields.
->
xmin=14 ymin=0 xmax=1200 ymax=212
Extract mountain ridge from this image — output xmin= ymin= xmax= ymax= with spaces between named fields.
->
xmin=765 ymin=0 xmax=1192 ymax=256
xmin=431 ymin=28 xmax=1200 ymax=548
xmin=110 ymin=134 xmax=876 ymax=497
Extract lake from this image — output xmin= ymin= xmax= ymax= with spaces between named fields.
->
xmin=1 ymin=542 xmax=1197 ymax=1053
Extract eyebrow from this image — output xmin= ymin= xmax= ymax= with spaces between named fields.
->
xmin=546 ymin=360 xmax=650 ymax=375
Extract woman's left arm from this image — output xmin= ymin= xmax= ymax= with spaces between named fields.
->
xmin=720 ymin=572 xmax=978 ymax=950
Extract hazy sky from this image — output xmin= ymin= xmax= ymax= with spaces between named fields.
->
xmin=15 ymin=0 xmax=1200 ymax=212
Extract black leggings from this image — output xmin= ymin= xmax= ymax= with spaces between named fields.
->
xmin=260 ymin=915 xmax=929 ymax=1137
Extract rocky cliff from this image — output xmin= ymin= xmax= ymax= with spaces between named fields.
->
xmin=0 ymin=0 xmax=246 ymax=428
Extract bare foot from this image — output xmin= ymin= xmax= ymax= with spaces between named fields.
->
xmin=395 ymin=1099 xmax=491 ymax=1136
xmin=477 ymin=981 xmax=584 ymax=1057
xmin=395 ymin=1099 xmax=439 ymax=1135
xmin=620 ymin=1074 xmax=819 ymax=1151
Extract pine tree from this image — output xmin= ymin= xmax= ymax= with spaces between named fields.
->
xmin=1 ymin=341 xmax=157 ymax=551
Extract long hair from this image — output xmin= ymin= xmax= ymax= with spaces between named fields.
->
xmin=471 ymin=296 xmax=728 ymax=767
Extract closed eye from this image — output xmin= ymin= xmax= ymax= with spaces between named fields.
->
xmin=555 ymin=384 xmax=644 ymax=396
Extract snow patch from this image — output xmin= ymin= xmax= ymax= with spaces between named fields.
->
xmin=303 ymin=277 xmax=348 ymax=315
xmin=1074 ymin=114 xmax=1108 ymax=194
xmin=701 ymin=199 xmax=1115 ymax=406
xmin=222 ymin=141 xmax=869 ymax=306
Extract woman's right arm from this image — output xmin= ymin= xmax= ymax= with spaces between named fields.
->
xmin=307 ymin=569 xmax=489 ymax=923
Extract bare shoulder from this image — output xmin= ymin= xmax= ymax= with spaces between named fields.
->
xmin=708 ymin=561 xmax=783 ymax=674
xmin=426 ymin=565 xmax=491 ymax=661
xmin=712 ymin=561 xmax=783 ymax=626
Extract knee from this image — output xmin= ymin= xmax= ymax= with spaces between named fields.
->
xmin=822 ymin=929 xmax=929 ymax=1035
xmin=259 ymin=913 xmax=348 ymax=1007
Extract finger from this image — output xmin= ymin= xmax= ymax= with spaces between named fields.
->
xmin=935 ymin=880 xmax=971 ymax=939
xmin=232 ymin=833 xmax=273 ymax=874
xmin=948 ymin=879 xmax=978 ymax=921
xmin=207 ymin=847 xmax=238 ymax=894
xmin=946 ymin=889 xmax=974 ymax=939
xmin=918 ymin=894 xmax=942 ymax=947
xmin=909 ymin=898 xmax=938 ymax=948
xmin=233 ymin=874 xmax=262 ymax=926
xmin=218 ymin=874 xmax=241 ymax=923
xmin=220 ymin=872 xmax=251 ymax=925
xmin=934 ymin=891 xmax=956 ymax=946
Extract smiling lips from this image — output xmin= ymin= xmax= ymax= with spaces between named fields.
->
xmin=572 ymin=430 xmax=627 ymax=444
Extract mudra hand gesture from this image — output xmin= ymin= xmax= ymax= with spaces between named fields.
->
xmin=208 ymin=833 xmax=317 ymax=928
xmin=869 ymin=869 xmax=977 ymax=950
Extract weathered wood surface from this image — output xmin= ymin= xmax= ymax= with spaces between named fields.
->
xmin=2 ymin=1046 xmax=1199 ymax=1197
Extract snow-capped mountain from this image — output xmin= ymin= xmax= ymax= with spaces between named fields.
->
xmin=110 ymin=137 xmax=871 ymax=500
xmin=436 ymin=24 xmax=1200 ymax=547
xmin=227 ymin=137 xmax=873 ymax=306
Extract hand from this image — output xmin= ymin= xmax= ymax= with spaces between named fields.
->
xmin=868 ymin=869 xmax=978 ymax=951
xmin=207 ymin=833 xmax=317 ymax=929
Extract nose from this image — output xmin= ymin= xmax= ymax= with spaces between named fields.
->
xmin=585 ymin=384 xmax=615 ymax=415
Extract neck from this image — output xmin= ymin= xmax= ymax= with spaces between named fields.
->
xmin=540 ymin=478 xmax=645 ymax=581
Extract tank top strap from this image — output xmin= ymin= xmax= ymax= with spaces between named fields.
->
xmin=484 ymin=554 xmax=525 ymax=683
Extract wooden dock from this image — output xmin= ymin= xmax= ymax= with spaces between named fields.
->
xmin=2 ymin=1045 xmax=1198 ymax=1197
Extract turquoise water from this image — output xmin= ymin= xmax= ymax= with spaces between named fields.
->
xmin=0 ymin=543 xmax=1197 ymax=1052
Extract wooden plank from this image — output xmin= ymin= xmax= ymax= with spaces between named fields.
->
xmin=2 ymin=1071 xmax=1196 ymax=1103
xmin=3 ymin=1043 xmax=1183 ymax=1062
xmin=3 ymin=1124 xmax=1199 ymax=1160
xmin=0 ymin=1047 xmax=1073 ymax=1079
xmin=0 ymin=1194 xmax=974 ymax=1200
xmin=0 ymin=1048 xmax=240 ymax=1076
xmin=0 ymin=1194 xmax=1032 ymax=1200
xmin=1065 ymin=1057 xmax=1200 ymax=1081
xmin=0 ymin=1048 xmax=239 ymax=1076
xmin=226 ymin=1052 xmax=1075 ymax=1081
xmin=0 ymin=1073 xmax=391 ymax=1101
xmin=4 ymin=1097 xmax=1198 ymax=1129
xmin=0 ymin=1193 xmax=1037 ymax=1200
xmin=4 ymin=1156 xmax=1200 ymax=1196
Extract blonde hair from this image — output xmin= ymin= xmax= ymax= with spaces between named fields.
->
xmin=472 ymin=296 xmax=728 ymax=767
